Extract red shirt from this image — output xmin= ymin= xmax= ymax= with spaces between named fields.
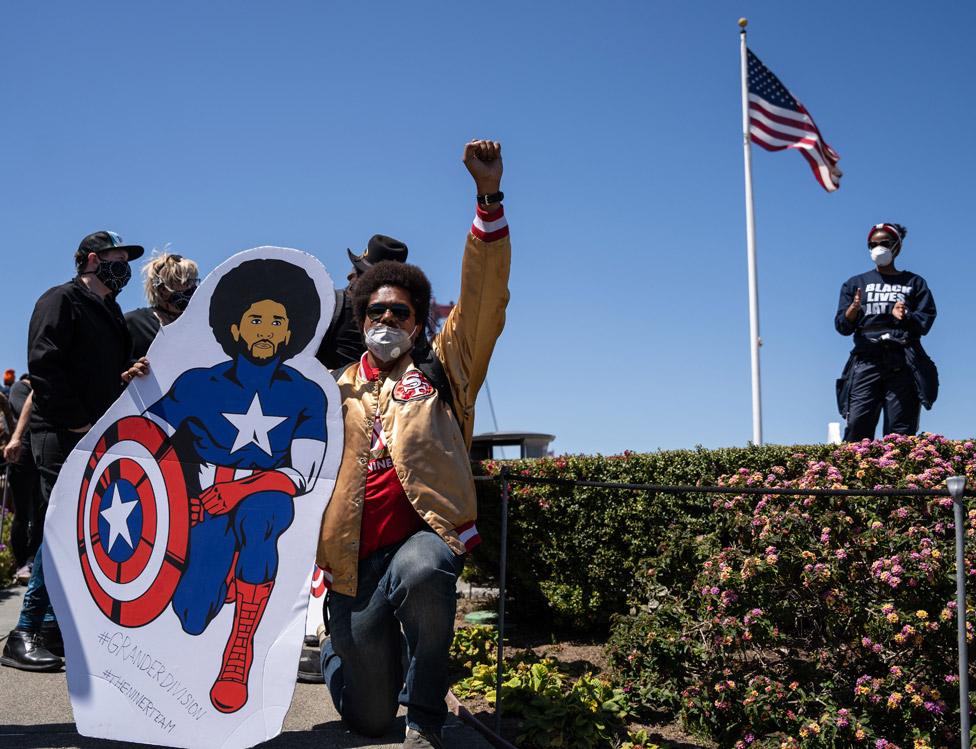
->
xmin=359 ymin=354 xmax=424 ymax=558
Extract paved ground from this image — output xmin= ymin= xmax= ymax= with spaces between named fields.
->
xmin=0 ymin=586 xmax=492 ymax=749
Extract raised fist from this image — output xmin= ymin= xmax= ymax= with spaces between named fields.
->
xmin=463 ymin=139 xmax=503 ymax=195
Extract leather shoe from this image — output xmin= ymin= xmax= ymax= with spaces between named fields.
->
xmin=403 ymin=727 xmax=444 ymax=749
xmin=296 ymin=647 xmax=323 ymax=683
xmin=41 ymin=622 xmax=64 ymax=658
xmin=0 ymin=629 xmax=64 ymax=671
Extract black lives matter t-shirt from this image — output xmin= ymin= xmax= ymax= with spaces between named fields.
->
xmin=834 ymin=269 xmax=936 ymax=354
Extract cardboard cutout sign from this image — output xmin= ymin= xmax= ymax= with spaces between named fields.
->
xmin=44 ymin=248 xmax=343 ymax=749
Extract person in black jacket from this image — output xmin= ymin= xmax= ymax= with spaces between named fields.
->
xmin=1 ymin=230 xmax=151 ymax=672
xmin=3 ymin=375 xmax=43 ymax=582
xmin=125 ymin=251 xmax=200 ymax=358
xmin=315 ymin=235 xmax=409 ymax=371
xmin=835 ymin=223 xmax=938 ymax=442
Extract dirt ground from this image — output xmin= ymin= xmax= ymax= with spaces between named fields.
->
xmin=452 ymin=598 xmax=712 ymax=748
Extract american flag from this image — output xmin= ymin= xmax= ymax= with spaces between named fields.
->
xmin=747 ymin=49 xmax=842 ymax=192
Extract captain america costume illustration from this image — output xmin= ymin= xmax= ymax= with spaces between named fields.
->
xmin=49 ymin=248 xmax=341 ymax=748
xmin=141 ymin=258 xmax=327 ymax=714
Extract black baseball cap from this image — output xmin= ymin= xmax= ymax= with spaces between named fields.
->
xmin=76 ymin=230 xmax=145 ymax=265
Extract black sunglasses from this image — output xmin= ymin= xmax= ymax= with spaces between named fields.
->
xmin=869 ymin=238 xmax=898 ymax=249
xmin=366 ymin=302 xmax=413 ymax=322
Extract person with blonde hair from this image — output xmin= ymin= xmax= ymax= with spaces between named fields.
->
xmin=125 ymin=250 xmax=200 ymax=358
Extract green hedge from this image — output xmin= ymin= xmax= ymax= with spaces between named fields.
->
xmin=471 ymin=444 xmax=838 ymax=631
xmin=472 ymin=435 xmax=976 ymax=748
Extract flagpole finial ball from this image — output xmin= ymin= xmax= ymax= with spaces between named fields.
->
xmin=738 ymin=18 xmax=748 ymax=28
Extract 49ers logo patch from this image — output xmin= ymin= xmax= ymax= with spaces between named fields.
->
xmin=393 ymin=370 xmax=436 ymax=402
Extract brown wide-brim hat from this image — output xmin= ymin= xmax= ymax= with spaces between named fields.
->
xmin=347 ymin=234 xmax=408 ymax=274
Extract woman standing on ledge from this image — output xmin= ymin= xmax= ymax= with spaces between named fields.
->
xmin=835 ymin=222 xmax=938 ymax=441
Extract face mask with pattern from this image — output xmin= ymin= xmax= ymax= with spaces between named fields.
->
xmin=93 ymin=259 xmax=132 ymax=292
xmin=166 ymin=285 xmax=196 ymax=311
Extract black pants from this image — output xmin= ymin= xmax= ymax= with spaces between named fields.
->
xmin=32 ymin=429 xmax=81 ymax=507
xmin=16 ymin=428 xmax=82 ymax=629
xmin=843 ymin=351 xmax=920 ymax=441
xmin=7 ymin=453 xmax=43 ymax=567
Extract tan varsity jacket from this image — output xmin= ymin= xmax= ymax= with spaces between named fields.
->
xmin=316 ymin=208 xmax=511 ymax=596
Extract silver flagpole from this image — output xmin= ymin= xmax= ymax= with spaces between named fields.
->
xmin=739 ymin=18 xmax=763 ymax=445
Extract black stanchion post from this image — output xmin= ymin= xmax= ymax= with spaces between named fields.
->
xmin=948 ymin=475 xmax=971 ymax=749
xmin=494 ymin=466 xmax=510 ymax=736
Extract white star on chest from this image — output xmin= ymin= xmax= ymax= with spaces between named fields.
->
xmin=222 ymin=393 xmax=287 ymax=455
xmin=100 ymin=485 xmax=136 ymax=552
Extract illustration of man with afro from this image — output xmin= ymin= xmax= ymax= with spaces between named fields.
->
xmin=145 ymin=259 xmax=327 ymax=713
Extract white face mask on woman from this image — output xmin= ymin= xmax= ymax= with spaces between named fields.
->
xmin=364 ymin=324 xmax=416 ymax=363
xmin=870 ymin=246 xmax=894 ymax=267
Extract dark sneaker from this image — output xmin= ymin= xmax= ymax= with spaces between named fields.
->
xmin=0 ymin=629 xmax=64 ymax=672
xmin=403 ymin=727 xmax=444 ymax=749
xmin=296 ymin=647 xmax=323 ymax=683
xmin=41 ymin=622 xmax=64 ymax=658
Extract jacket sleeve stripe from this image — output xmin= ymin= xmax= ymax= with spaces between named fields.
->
xmin=471 ymin=205 xmax=508 ymax=242
xmin=457 ymin=521 xmax=482 ymax=550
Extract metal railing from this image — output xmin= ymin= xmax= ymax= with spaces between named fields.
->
xmin=474 ymin=468 xmax=974 ymax=747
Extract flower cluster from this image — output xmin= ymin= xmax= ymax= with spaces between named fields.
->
xmin=606 ymin=434 xmax=976 ymax=748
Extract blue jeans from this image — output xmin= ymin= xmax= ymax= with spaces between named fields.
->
xmin=17 ymin=544 xmax=57 ymax=630
xmin=17 ymin=428 xmax=80 ymax=631
xmin=320 ymin=529 xmax=464 ymax=737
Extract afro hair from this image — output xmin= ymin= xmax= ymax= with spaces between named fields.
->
xmin=351 ymin=260 xmax=432 ymax=341
xmin=209 ymin=258 xmax=320 ymax=359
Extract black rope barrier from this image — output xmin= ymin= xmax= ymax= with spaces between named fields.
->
xmin=473 ymin=472 xmax=976 ymax=497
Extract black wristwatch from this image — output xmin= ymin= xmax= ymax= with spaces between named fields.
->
xmin=477 ymin=191 xmax=504 ymax=208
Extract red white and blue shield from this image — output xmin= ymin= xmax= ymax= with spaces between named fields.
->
xmin=76 ymin=416 xmax=190 ymax=628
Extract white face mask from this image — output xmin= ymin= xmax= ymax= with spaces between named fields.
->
xmin=364 ymin=324 xmax=415 ymax=363
xmin=870 ymin=247 xmax=894 ymax=267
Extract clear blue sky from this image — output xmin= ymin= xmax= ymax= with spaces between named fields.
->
xmin=2 ymin=2 xmax=974 ymax=454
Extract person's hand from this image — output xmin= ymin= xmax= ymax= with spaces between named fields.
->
xmin=121 ymin=357 xmax=150 ymax=384
xmin=892 ymin=300 xmax=906 ymax=321
xmin=199 ymin=480 xmax=250 ymax=516
xmin=3 ymin=437 xmax=21 ymax=463
xmin=844 ymin=288 xmax=862 ymax=323
xmin=68 ymin=423 xmax=92 ymax=434
xmin=463 ymin=139 xmax=503 ymax=196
